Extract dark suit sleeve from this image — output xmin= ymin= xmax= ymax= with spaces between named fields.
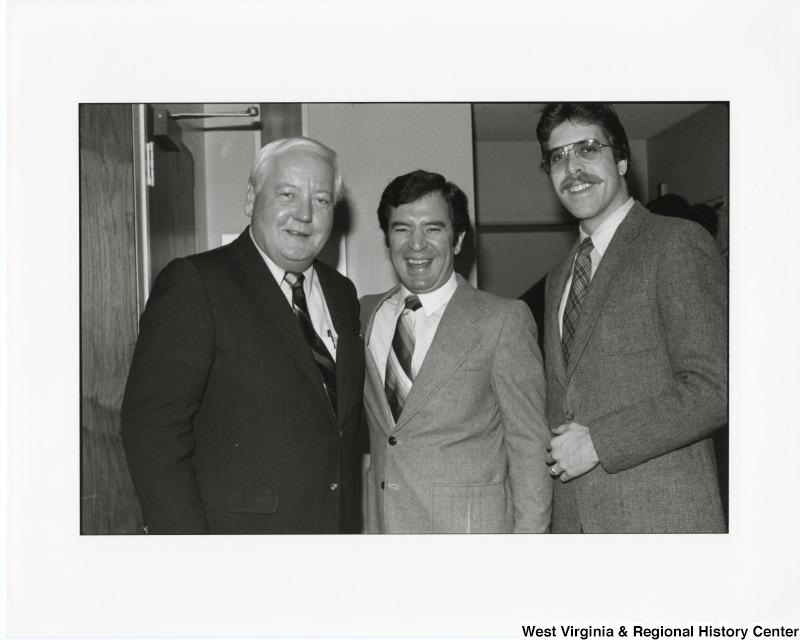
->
xmin=492 ymin=302 xmax=552 ymax=532
xmin=121 ymin=259 xmax=215 ymax=533
xmin=345 ymin=277 xmax=361 ymax=333
xmin=590 ymin=223 xmax=728 ymax=473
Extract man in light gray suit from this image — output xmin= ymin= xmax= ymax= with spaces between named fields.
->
xmin=539 ymin=103 xmax=728 ymax=533
xmin=361 ymin=170 xmax=551 ymax=533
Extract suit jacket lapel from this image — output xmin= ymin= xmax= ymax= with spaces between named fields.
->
xmin=394 ymin=277 xmax=481 ymax=431
xmin=565 ymin=203 xmax=646 ymax=380
xmin=363 ymin=286 xmax=400 ymax=436
xmin=317 ymin=264 xmax=357 ymax=429
xmin=230 ymin=230 xmax=335 ymax=424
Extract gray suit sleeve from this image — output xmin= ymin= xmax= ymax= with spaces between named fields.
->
xmin=590 ymin=223 xmax=728 ymax=473
xmin=491 ymin=302 xmax=553 ymax=532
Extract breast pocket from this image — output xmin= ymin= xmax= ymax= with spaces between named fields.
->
xmin=596 ymin=289 xmax=658 ymax=355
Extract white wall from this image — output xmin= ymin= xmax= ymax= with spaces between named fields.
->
xmin=306 ymin=103 xmax=476 ymax=296
xmin=162 ymin=103 xmax=477 ymax=296
xmin=157 ymin=103 xmax=261 ymax=252
xmin=198 ymin=104 xmax=261 ymax=250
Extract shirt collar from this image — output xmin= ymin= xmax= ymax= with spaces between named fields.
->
xmin=391 ymin=271 xmax=458 ymax=318
xmin=249 ymin=227 xmax=316 ymax=287
xmin=579 ymin=197 xmax=634 ymax=258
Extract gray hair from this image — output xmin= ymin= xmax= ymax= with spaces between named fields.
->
xmin=244 ymin=137 xmax=344 ymax=217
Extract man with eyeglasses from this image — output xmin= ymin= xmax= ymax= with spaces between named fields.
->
xmin=360 ymin=169 xmax=551 ymax=533
xmin=536 ymin=103 xmax=728 ymax=533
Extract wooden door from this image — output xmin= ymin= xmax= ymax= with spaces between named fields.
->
xmin=146 ymin=105 xmax=196 ymax=288
xmin=80 ymin=104 xmax=197 ymax=534
xmin=80 ymin=104 xmax=144 ymax=534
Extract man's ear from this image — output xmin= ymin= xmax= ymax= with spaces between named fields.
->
xmin=244 ymin=183 xmax=256 ymax=217
xmin=617 ymin=159 xmax=628 ymax=177
xmin=454 ymin=231 xmax=466 ymax=255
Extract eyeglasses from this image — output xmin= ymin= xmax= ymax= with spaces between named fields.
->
xmin=541 ymin=139 xmax=613 ymax=174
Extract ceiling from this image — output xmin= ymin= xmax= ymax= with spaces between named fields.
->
xmin=472 ymin=103 xmax=711 ymax=142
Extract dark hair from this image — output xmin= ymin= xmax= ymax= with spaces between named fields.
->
xmin=646 ymin=194 xmax=690 ymax=218
xmin=536 ymin=103 xmax=631 ymax=166
xmin=687 ymin=203 xmax=719 ymax=237
xmin=646 ymin=194 xmax=719 ymax=238
xmin=376 ymin=169 xmax=470 ymax=246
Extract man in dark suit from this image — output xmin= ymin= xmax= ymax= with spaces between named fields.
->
xmin=121 ymin=137 xmax=365 ymax=534
xmin=538 ymin=104 xmax=728 ymax=533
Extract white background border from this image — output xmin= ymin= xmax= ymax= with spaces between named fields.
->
xmin=5 ymin=0 xmax=800 ymax=637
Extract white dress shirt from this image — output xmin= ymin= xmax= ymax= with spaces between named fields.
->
xmin=558 ymin=197 xmax=635 ymax=337
xmin=369 ymin=271 xmax=459 ymax=383
xmin=250 ymin=229 xmax=338 ymax=359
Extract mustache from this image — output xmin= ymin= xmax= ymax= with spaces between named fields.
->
xmin=560 ymin=172 xmax=602 ymax=193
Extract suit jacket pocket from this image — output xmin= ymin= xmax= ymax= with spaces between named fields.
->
xmin=200 ymin=480 xmax=279 ymax=514
xmin=596 ymin=289 xmax=658 ymax=354
xmin=431 ymin=482 xmax=509 ymax=534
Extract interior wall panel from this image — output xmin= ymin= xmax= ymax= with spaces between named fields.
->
xmin=79 ymin=104 xmax=144 ymax=534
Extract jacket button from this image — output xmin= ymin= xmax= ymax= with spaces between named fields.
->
xmin=388 ymin=436 xmax=397 ymax=445
xmin=564 ymin=411 xmax=575 ymax=421
xmin=381 ymin=481 xmax=385 ymax=490
xmin=330 ymin=482 xmax=338 ymax=491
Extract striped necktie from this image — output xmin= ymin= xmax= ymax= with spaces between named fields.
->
xmin=384 ymin=294 xmax=422 ymax=422
xmin=284 ymin=272 xmax=337 ymax=416
xmin=562 ymin=237 xmax=594 ymax=363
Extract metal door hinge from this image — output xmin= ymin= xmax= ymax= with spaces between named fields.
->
xmin=145 ymin=141 xmax=155 ymax=187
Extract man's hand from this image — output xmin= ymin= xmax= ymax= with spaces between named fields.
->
xmin=546 ymin=422 xmax=600 ymax=482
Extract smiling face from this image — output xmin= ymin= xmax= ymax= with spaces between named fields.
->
xmin=387 ymin=192 xmax=465 ymax=295
xmin=547 ymin=120 xmax=630 ymax=234
xmin=250 ymin=149 xmax=335 ymax=272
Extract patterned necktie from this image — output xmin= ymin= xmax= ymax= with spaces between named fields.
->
xmin=384 ymin=294 xmax=422 ymax=422
xmin=284 ymin=272 xmax=337 ymax=416
xmin=562 ymin=237 xmax=594 ymax=363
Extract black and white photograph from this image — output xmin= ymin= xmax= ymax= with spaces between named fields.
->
xmin=79 ymin=102 xmax=730 ymax=537
xmin=5 ymin=1 xmax=800 ymax=638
